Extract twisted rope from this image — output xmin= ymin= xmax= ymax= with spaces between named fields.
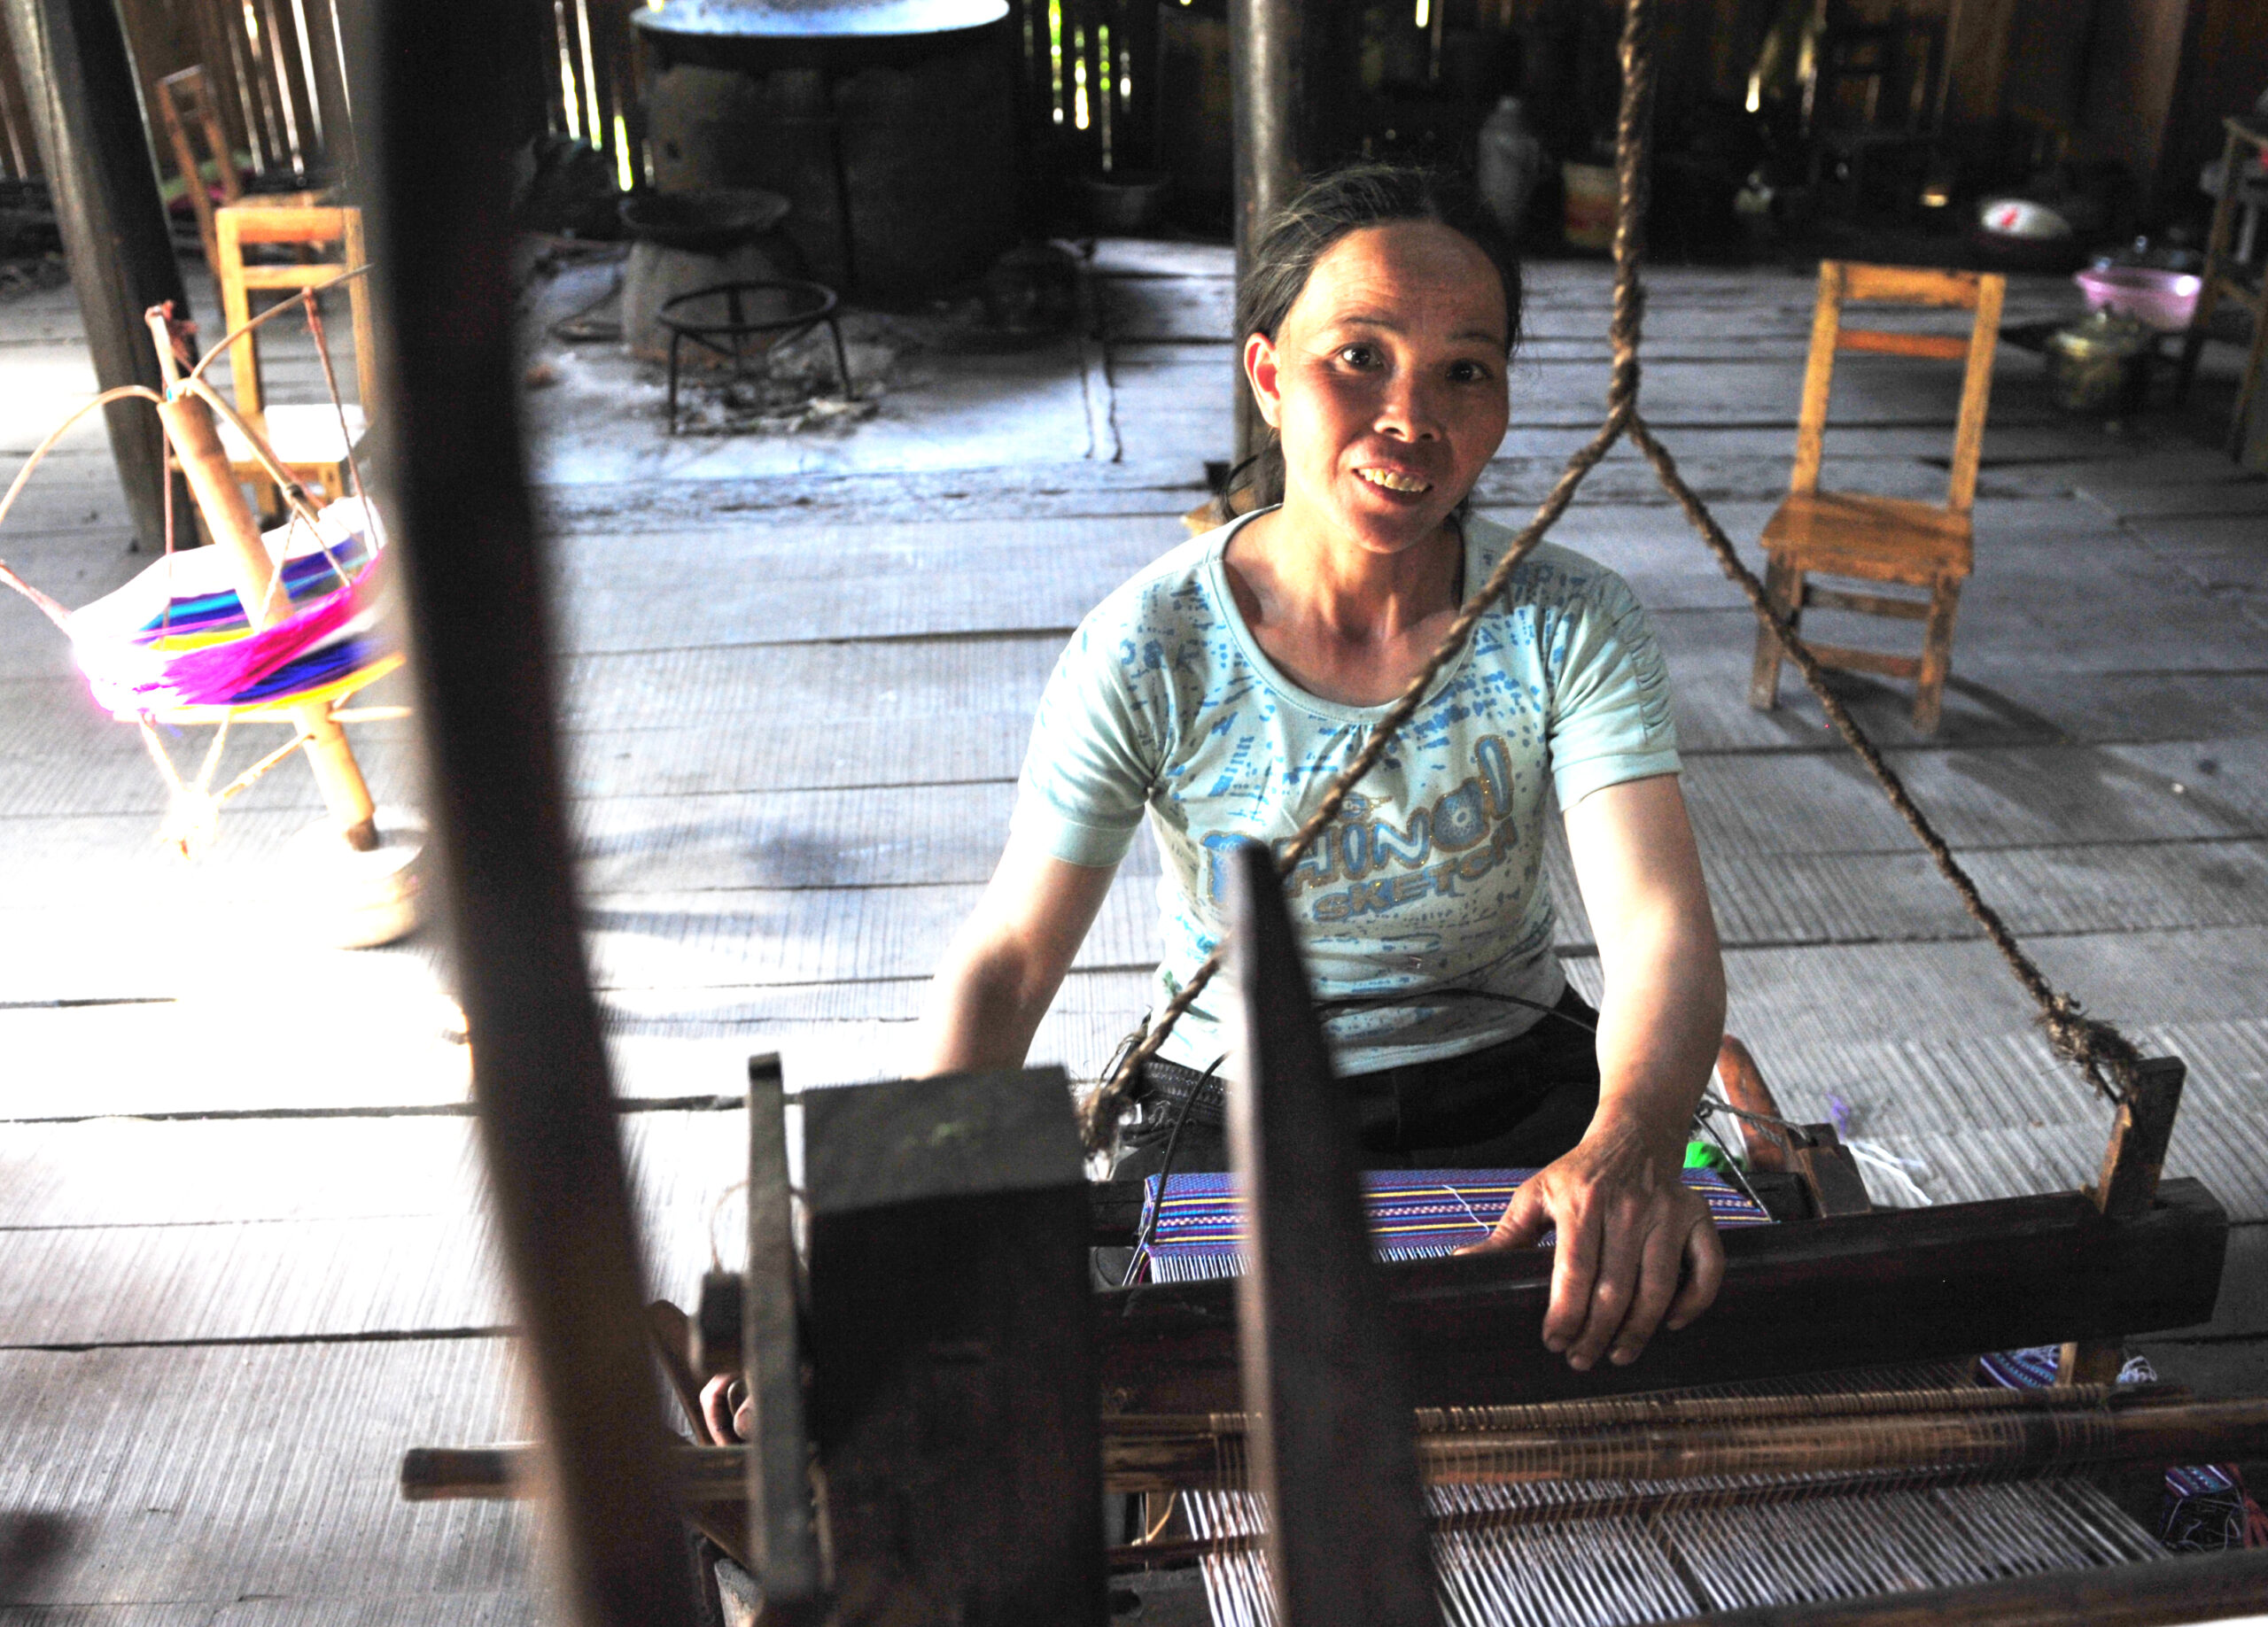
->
xmin=1625 ymin=416 xmax=2142 ymax=1104
xmin=1078 ymin=0 xmax=2140 ymax=1152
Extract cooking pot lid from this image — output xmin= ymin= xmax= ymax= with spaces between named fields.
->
xmin=633 ymin=0 xmax=1008 ymax=37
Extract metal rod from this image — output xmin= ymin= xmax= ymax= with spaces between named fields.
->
xmin=0 ymin=0 xmax=188 ymax=550
xmin=344 ymin=1 xmax=701 ymax=1621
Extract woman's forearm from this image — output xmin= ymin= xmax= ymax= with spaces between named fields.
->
xmin=913 ymin=934 xmax=1058 ymax=1077
xmin=1589 ymin=903 xmax=1725 ymax=1152
xmin=1563 ymin=774 xmax=1727 ymax=1154
xmin=910 ymin=844 xmax=1120 ymax=1079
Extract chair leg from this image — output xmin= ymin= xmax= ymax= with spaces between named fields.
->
xmin=1913 ymin=574 xmax=1963 ymax=734
xmin=1749 ymin=556 xmax=1800 ymax=711
xmin=2229 ymin=291 xmax=2268 ymax=462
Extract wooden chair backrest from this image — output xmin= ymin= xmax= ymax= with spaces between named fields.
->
xmin=1790 ymin=260 xmax=2008 ymax=515
xmin=213 ymin=204 xmax=375 ymax=422
xmin=155 ymin=66 xmax=240 ymax=275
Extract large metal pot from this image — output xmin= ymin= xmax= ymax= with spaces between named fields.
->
xmin=633 ymin=0 xmax=1019 ymax=303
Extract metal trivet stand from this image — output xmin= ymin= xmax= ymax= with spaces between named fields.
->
xmin=657 ymin=279 xmax=852 ymax=435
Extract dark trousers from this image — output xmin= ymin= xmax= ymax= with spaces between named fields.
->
xmin=1108 ymin=984 xmax=1603 ymax=1182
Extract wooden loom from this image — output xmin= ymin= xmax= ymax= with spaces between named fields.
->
xmin=403 ymin=836 xmax=2268 ymax=1626
xmin=344 ymin=0 xmax=2267 ymax=1612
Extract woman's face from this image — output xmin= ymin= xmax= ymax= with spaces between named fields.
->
xmin=1246 ymin=220 xmax=1511 ymax=560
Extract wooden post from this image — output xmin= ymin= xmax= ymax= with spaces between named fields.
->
xmin=801 ymin=1068 xmax=1106 ymax=1627
xmin=0 ymin=0 xmax=187 ymax=551
xmin=1222 ymin=839 xmax=1438 ymax=1627
xmin=2060 ymin=1056 xmax=2187 ymax=1385
xmin=342 ymin=0 xmax=703 ymax=1619
xmin=1229 ymin=0 xmax=1299 ymax=465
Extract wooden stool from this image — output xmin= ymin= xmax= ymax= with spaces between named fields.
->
xmin=1751 ymin=260 xmax=2006 ymax=735
xmin=212 ymin=203 xmax=375 ymax=515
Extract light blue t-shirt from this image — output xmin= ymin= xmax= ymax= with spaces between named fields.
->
xmin=1013 ymin=508 xmax=1681 ymax=1075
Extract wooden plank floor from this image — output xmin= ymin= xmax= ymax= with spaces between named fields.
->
xmin=1 ymin=243 xmax=2264 ymax=1618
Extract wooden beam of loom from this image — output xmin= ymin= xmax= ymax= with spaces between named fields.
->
xmin=1220 ymin=837 xmax=1438 ymax=1627
xmin=737 ymin=1054 xmax=824 ymax=1618
xmin=1093 ymin=1178 xmax=2227 ymax=1414
xmin=400 ymin=1390 xmax=2268 ymax=1503
xmin=799 ymin=1067 xmax=1107 ymax=1627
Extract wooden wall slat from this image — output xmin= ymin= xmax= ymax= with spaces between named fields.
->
xmin=0 ymin=15 xmax=37 ymax=176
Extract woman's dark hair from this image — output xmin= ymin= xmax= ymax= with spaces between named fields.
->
xmin=1227 ymin=163 xmax=1524 ymax=511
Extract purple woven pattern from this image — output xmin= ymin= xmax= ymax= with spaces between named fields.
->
xmin=1134 ymin=1166 xmax=1771 ymax=1284
xmin=1981 ymin=1345 xmax=2256 ymax=1550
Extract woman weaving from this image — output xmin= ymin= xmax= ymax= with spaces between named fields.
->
xmin=917 ymin=167 xmax=1728 ymax=1375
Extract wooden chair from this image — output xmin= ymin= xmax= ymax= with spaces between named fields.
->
xmin=212 ymin=203 xmax=375 ymax=515
xmin=154 ymin=67 xmax=241 ymax=273
xmin=1750 ymin=260 xmax=2006 ymax=734
xmin=2175 ymin=115 xmax=2268 ymax=467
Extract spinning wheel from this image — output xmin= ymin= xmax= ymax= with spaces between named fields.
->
xmin=0 ymin=277 xmax=417 ymax=944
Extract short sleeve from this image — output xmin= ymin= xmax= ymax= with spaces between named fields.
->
xmin=1009 ymin=614 xmax=1160 ymax=869
xmin=1543 ymin=569 xmax=1682 ymax=809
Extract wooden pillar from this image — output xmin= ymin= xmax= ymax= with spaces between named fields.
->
xmin=1 ymin=0 xmax=186 ymax=551
xmin=343 ymin=0 xmax=701 ymax=1620
xmin=1229 ymin=0 xmax=1299 ymax=465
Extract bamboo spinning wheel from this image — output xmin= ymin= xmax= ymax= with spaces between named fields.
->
xmin=0 ymin=275 xmax=419 ymax=946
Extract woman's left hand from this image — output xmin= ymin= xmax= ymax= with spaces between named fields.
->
xmin=701 ymin=1373 xmax=752 ymax=1444
xmin=1458 ymin=1113 xmax=1725 ymax=1371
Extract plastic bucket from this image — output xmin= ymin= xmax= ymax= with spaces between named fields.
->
xmin=1562 ymin=162 xmax=1617 ymax=252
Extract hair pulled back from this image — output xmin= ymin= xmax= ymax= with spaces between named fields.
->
xmin=1230 ymin=163 xmax=1524 ymax=510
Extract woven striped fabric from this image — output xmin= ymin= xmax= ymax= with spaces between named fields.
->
xmin=1133 ymin=1166 xmax=1775 ymax=1284
xmin=64 ymin=498 xmax=399 ymax=721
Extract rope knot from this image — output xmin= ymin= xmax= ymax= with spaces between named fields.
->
xmin=2039 ymin=995 xmax=2144 ymax=1105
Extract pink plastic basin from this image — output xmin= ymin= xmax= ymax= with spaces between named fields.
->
xmin=2074 ymin=266 xmax=2202 ymax=333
